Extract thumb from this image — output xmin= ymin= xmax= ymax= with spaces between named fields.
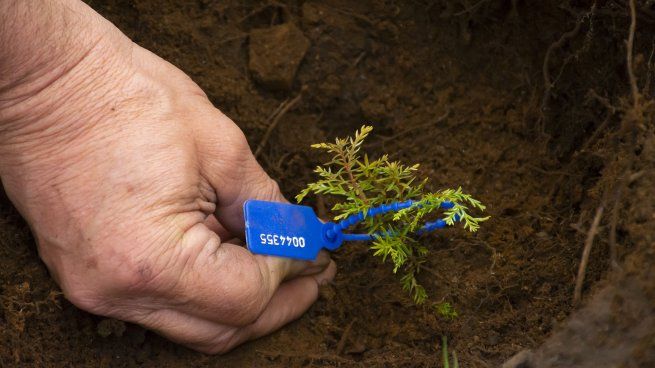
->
xmin=192 ymin=110 xmax=332 ymax=285
xmin=194 ymin=111 xmax=286 ymax=236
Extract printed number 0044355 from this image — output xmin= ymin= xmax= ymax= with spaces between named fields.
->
xmin=259 ymin=234 xmax=306 ymax=248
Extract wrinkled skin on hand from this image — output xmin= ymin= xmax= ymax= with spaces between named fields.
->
xmin=0 ymin=4 xmax=334 ymax=353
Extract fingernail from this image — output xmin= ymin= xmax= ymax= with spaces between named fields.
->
xmin=313 ymin=261 xmax=336 ymax=286
xmin=313 ymin=251 xmax=331 ymax=267
xmin=301 ymin=264 xmax=326 ymax=275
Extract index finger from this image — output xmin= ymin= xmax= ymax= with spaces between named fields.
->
xmin=164 ymin=223 xmax=331 ymax=327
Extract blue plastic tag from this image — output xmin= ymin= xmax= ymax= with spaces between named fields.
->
xmin=244 ymin=200 xmax=336 ymax=261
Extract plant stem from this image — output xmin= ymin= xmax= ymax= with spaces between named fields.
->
xmin=340 ymin=150 xmax=369 ymax=204
xmin=441 ymin=335 xmax=450 ymax=368
xmin=392 ymin=174 xmax=405 ymax=199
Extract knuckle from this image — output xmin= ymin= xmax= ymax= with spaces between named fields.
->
xmin=111 ymin=255 xmax=176 ymax=298
xmin=212 ymin=118 xmax=250 ymax=155
xmin=221 ymin=259 xmax=271 ymax=326
xmin=261 ymin=177 xmax=282 ymax=200
xmin=232 ymin=279 xmax=269 ymax=325
xmin=63 ymin=286 xmax=107 ymax=314
xmin=199 ymin=331 xmax=240 ymax=355
xmin=61 ymin=252 xmax=167 ymax=314
xmin=248 ymin=176 xmax=284 ymax=203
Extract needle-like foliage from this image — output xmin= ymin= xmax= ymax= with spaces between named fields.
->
xmin=296 ymin=125 xmax=489 ymax=303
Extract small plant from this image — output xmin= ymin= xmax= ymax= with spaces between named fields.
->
xmin=434 ymin=302 xmax=459 ymax=320
xmin=441 ymin=335 xmax=459 ymax=368
xmin=296 ymin=125 xmax=489 ymax=303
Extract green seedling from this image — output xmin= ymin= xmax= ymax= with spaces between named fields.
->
xmin=441 ymin=335 xmax=459 ymax=368
xmin=296 ymin=125 xmax=489 ymax=304
xmin=435 ymin=302 xmax=459 ymax=320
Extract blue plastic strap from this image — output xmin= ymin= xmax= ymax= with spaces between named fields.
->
xmin=244 ymin=199 xmax=458 ymax=260
xmin=336 ymin=201 xmax=456 ymax=240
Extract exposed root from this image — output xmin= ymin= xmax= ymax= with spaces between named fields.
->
xmin=238 ymin=2 xmax=288 ymax=25
xmin=627 ymin=0 xmax=640 ymax=108
xmin=644 ymin=38 xmax=655 ymax=97
xmin=542 ymin=22 xmax=582 ymax=100
xmin=608 ymin=185 xmax=623 ymax=271
xmin=579 ymin=115 xmax=611 ymax=153
xmin=539 ymin=3 xmax=596 ymax=134
xmin=586 ymin=89 xmax=618 ymax=115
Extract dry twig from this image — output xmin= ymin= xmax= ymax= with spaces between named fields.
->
xmin=254 ymin=90 xmax=303 ymax=158
xmin=573 ymin=204 xmax=604 ymax=306
xmin=336 ymin=318 xmax=356 ymax=355
xmin=257 ymin=350 xmax=350 ymax=363
xmin=371 ymin=109 xmax=450 ymax=147
xmin=454 ymin=0 xmax=491 ymax=16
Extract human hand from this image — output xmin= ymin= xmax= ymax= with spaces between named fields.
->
xmin=0 ymin=0 xmax=335 ymax=353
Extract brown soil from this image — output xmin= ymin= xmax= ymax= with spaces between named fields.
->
xmin=2 ymin=1 xmax=654 ymax=367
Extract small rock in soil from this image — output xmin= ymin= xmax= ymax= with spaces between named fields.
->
xmin=376 ymin=20 xmax=399 ymax=42
xmin=346 ymin=341 xmax=367 ymax=354
xmin=486 ymin=331 xmax=500 ymax=346
xmin=502 ymin=349 xmax=533 ymax=368
xmin=97 ymin=318 xmax=126 ymax=338
xmin=301 ymin=2 xmax=325 ymax=25
xmin=319 ymin=283 xmax=336 ymax=301
xmin=248 ymin=23 xmax=310 ymax=91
